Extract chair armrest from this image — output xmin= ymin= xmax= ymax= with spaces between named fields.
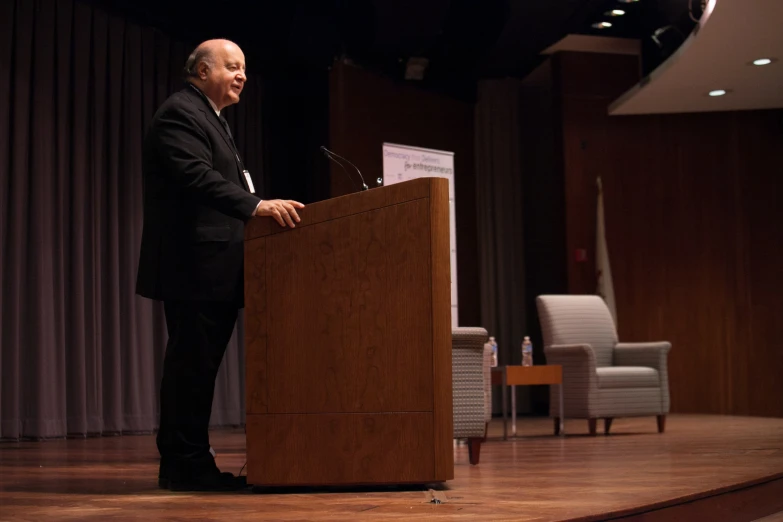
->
xmin=544 ymin=344 xmax=598 ymax=416
xmin=452 ymin=344 xmax=485 ymax=354
xmin=452 ymin=327 xmax=489 ymax=438
xmin=482 ymin=342 xmax=493 ymax=422
xmin=614 ymin=342 xmax=671 ymax=413
xmin=614 ymin=342 xmax=671 ymax=371
xmin=544 ymin=343 xmax=596 ymax=369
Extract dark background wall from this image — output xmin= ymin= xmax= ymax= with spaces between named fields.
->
xmin=3 ymin=0 xmax=782 ymax=440
xmin=328 ymin=61 xmax=481 ymax=327
xmin=260 ymin=66 xmax=330 ymax=205
xmin=525 ymin=51 xmax=783 ymax=417
xmin=325 ymin=53 xmax=783 ymax=418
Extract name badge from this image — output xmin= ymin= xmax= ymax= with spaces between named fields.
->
xmin=243 ymin=170 xmax=256 ymax=194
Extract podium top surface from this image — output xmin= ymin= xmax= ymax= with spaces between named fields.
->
xmin=245 ymin=177 xmax=446 ymax=241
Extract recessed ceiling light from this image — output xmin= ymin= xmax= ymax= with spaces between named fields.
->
xmin=617 ymin=0 xmax=640 ymax=3
xmin=606 ymin=9 xmax=626 ymax=16
xmin=708 ymin=89 xmax=728 ymax=97
xmin=592 ymin=21 xmax=613 ymax=29
xmin=751 ymin=58 xmax=775 ymax=66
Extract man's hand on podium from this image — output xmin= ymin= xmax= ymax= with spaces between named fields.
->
xmin=255 ymin=199 xmax=305 ymax=228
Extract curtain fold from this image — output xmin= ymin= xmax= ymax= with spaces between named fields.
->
xmin=475 ymin=79 xmax=529 ymax=413
xmin=0 ymin=0 xmax=263 ymax=439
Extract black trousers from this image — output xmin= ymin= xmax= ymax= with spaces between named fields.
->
xmin=157 ymin=300 xmax=238 ymax=463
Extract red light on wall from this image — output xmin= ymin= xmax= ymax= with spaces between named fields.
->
xmin=575 ymin=248 xmax=587 ymax=263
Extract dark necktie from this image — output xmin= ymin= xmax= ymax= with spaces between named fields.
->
xmin=219 ymin=116 xmax=237 ymax=150
xmin=218 ymin=115 xmax=252 ymax=192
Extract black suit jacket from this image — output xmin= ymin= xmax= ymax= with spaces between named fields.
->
xmin=136 ymin=85 xmax=261 ymax=304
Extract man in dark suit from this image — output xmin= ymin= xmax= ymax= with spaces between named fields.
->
xmin=136 ymin=39 xmax=304 ymax=491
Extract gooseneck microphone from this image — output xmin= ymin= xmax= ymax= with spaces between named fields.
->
xmin=320 ymin=146 xmax=369 ymax=191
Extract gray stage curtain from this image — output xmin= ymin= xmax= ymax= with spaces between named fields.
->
xmin=0 ymin=0 xmax=263 ymax=439
xmin=475 ymin=79 xmax=530 ymax=413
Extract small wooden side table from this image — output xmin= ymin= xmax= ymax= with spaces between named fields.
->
xmin=491 ymin=365 xmax=564 ymax=439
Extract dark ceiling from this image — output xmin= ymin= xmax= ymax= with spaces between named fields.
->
xmin=87 ymin=0 xmax=697 ymax=90
xmin=79 ymin=0 xmax=700 ymax=202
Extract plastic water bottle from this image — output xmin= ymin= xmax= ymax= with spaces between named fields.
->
xmin=485 ymin=340 xmax=495 ymax=367
xmin=489 ymin=336 xmax=498 ymax=367
xmin=522 ymin=336 xmax=533 ymax=366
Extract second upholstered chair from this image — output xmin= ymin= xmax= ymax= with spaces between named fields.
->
xmin=536 ymin=295 xmax=671 ymax=435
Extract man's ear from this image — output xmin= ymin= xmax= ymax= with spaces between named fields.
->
xmin=197 ymin=61 xmax=209 ymax=80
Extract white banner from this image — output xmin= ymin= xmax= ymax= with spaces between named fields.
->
xmin=382 ymin=143 xmax=458 ymax=327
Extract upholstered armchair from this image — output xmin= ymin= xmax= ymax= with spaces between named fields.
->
xmin=536 ymin=295 xmax=671 ymax=435
xmin=452 ymin=327 xmax=492 ymax=464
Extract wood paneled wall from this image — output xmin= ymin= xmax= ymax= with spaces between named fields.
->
xmin=555 ymin=52 xmax=783 ymax=417
xmin=325 ymin=54 xmax=783 ymax=417
xmin=328 ymin=62 xmax=480 ymax=326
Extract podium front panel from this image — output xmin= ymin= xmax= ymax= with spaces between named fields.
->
xmin=245 ymin=178 xmax=453 ymax=485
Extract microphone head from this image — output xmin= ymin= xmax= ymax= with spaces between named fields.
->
xmin=319 ymin=145 xmax=328 ymax=156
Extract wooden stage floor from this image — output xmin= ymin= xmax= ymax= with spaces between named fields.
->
xmin=1 ymin=414 xmax=782 ymax=521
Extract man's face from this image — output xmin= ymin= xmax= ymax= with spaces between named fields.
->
xmin=200 ymin=42 xmax=246 ymax=110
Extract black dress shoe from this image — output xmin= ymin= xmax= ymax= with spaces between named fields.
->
xmin=162 ymin=471 xmax=247 ymax=492
xmin=158 ymin=456 xmax=248 ymax=492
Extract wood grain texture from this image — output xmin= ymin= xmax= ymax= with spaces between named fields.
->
xmin=1 ymin=415 xmax=782 ymax=521
xmin=244 ymin=176 xmax=431 ymax=241
xmin=246 ymin=413 xmax=434 ymax=486
xmin=551 ymin=51 xmax=783 ymax=418
xmin=501 ymin=365 xmax=562 ymax=386
xmin=429 ymin=178 xmax=454 ymax=481
xmin=264 ymin=199 xmax=433 ymax=414
xmin=383 ymin=199 xmax=434 ymax=413
xmin=743 ymin=507 xmax=783 ymax=522
xmin=244 ymin=178 xmax=451 ymax=486
xmin=604 ymin=476 xmax=783 ymax=522
xmin=244 ymin=237 xmax=268 ymax=413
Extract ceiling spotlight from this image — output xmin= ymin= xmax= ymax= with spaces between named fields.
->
xmin=607 ymin=9 xmax=626 ymax=16
xmin=708 ymin=89 xmax=728 ymax=97
xmin=617 ymin=0 xmax=640 ymax=3
xmin=592 ymin=21 xmax=613 ymax=29
xmin=751 ymin=58 xmax=775 ymax=66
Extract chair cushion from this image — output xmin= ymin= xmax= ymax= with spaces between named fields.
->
xmin=596 ymin=366 xmax=660 ymax=389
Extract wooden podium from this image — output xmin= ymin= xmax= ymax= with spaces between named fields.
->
xmin=243 ymin=177 xmax=454 ymax=486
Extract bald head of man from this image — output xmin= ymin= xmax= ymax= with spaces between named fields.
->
xmin=184 ymin=39 xmax=247 ymax=111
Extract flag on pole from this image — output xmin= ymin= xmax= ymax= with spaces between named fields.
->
xmin=596 ymin=177 xmax=617 ymax=325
